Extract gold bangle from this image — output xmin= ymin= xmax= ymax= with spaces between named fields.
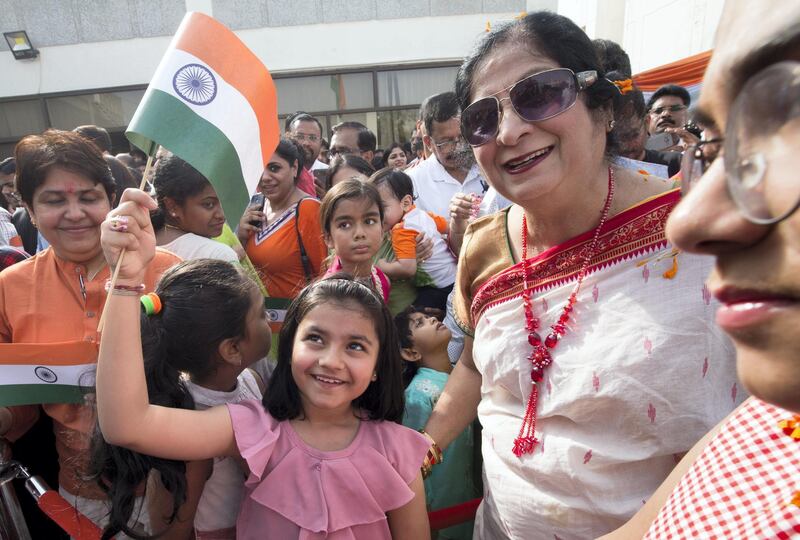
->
xmin=420 ymin=430 xmax=443 ymax=463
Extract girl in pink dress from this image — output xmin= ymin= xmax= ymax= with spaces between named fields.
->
xmin=94 ymin=188 xmax=430 ymax=540
xmin=320 ymin=179 xmax=392 ymax=304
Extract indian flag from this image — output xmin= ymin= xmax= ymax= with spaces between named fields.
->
xmin=0 ymin=341 xmax=98 ymax=407
xmin=127 ymin=11 xmax=279 ymax=225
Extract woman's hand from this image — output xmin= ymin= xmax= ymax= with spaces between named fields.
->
xmin=237 ymin=206 xmax=264 ymax=244
xmin=101 ymin=188 xmax=157 ymax=282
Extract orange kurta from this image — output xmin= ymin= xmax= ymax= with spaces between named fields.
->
xmin=245 ymin=198 xmax=326 ymax=299
xmin=0 ymin=247 xmax=181 ymax=498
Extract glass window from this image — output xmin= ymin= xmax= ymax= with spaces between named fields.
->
xmin=46 ymin=89 xmax=145 ymax=130
xmin=377 ymin=67 xmax=459 ymax=107
xmin=275 ymin=73 xmax=373 ymax=115
xmin=376 ymin=109 xmax=417 ymax=147
xmin=0 ymin=99 xmax=47 ymax=139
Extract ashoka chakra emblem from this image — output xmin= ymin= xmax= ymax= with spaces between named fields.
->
xmin=172 ymin=63 xmax=217 ymax=105
xmin=35 ymin=366 xmax=58 ymax=384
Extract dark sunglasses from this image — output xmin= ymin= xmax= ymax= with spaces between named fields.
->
xmin=461 ymin=68 xmax=598 ymax=146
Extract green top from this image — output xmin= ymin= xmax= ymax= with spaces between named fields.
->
xmin=403 ymin=368 xmax=479 ymax=539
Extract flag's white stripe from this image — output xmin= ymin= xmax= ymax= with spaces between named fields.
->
xmin=0 ymin=363 xmax=96 ymax=387
xmin=149 ymin=48 xmax=264 ymax=194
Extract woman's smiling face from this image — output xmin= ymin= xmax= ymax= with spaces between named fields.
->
xmin=28 ymin=167 xmax=111 ymax=263
xmin=468 ymin=43 xmax=608 ymax=208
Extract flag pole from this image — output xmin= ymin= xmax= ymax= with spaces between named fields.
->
xmin=97 ymin=149 xmax=157 ymax=333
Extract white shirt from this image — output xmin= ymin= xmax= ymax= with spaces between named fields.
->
xmin=400 ymin=206 xmax=456 ymax=288
xmin=407 ymin=155 xmax=486 ymax=220
xmin=185 ymin=370 xmax=262 ymax=532
xmin=310 ymin=159 xmax=328 ymax=171
xmin=161 ymin=232 xmax=239 ymax=262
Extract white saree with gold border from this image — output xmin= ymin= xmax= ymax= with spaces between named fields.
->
xmin=454 ymin=190 xmax=742 ymax=539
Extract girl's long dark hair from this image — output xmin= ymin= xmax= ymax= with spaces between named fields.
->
xmin=265 ymin=276 xmax=406 ymax=423
xmin=89 ymin=259 xmax=255 ymax=540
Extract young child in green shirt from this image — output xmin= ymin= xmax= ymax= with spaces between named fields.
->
xmin=395 ymin=307 xmax=480 ymax=540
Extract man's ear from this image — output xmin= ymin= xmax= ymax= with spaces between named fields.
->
xmin=400 ymin=347 xmax=422 ymax=363
xmin=217 ymin=337 xmax=243 ymax=367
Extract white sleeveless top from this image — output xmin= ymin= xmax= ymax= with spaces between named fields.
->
xmin=184 ymin=369 xmax=262 ymax=533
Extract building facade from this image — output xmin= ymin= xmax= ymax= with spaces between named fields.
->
xmin=0 ymin=0 xmax=723 ymax=158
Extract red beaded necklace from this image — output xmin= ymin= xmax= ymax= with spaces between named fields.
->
xmin=513 ymin=167 xmax=615 ymax=457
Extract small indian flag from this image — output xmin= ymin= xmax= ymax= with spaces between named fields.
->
xmin=127 ymin=11 xmax=279 ymax=225
xmin=0 ymin=341 xmax=98 ymax=407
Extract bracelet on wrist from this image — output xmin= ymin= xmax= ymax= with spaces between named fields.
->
xmin=419 ymin=430 xmax=443 ymax=479
xmin=105 ymin=280 xmax=146 ymax=294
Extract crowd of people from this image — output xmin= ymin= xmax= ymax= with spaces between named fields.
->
xmin=0 ymin=2 xmax=798 ymax=539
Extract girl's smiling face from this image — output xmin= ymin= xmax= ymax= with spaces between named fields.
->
xmin=324 ymin=197 xmax=383 ymax=270
xmin=290 ymin=302 xmax=379 ymax=417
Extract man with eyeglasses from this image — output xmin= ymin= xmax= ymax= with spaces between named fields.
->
xmin=601 ymin=1 xmax=800 ymax=537
xmin=329 ymin=121 xmax=376 ymax=163
xmin=406 ymin=92 xmax=486 ymax=221
xmin=287 ymin=113 xmax=328 ymax=172
xmin=0 ymin=158 xmax=20 ymax=213
xmin=646 ymin=84 xmax=700 ymax=152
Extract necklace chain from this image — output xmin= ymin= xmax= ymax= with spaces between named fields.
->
xmin=513 ymin=167 xmax=616 ymax=457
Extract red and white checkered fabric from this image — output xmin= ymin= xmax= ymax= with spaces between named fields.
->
xmin=645 ymin=398 xmax=800 ymax=539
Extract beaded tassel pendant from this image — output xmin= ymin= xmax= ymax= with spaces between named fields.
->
xmin=512 ymin=168 xmax=615 ymax=457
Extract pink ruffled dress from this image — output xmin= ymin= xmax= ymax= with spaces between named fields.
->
xmin=227 ymin=400 xmax=429 ymax=539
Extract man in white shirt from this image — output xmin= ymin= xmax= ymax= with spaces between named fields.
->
xmin=407 ymin=92 xmax=486 ymax=220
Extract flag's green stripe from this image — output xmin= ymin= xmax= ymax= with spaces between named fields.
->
xmin=264 ymin=297 xmax=292 ymax=309
xmin=127 ymin=89 xmax=251 ymax=227
xmin=0 ymin=384 xmax=86 ymax=407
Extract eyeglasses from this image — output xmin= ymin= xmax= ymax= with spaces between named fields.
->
xmin=431 ymin=136 xmax=465 ymax=151
xmin=328 ymin=147 xmax=358 ymax=158
xmin=460 ymin=68 xmax=598 ymax=147
xmin=649 ymin=104 xmax=687 ymax=116
xmin=680 ymin=61 xmax=800 ymax=225
xmin=293 ymin=133 xmax=320 ymax=143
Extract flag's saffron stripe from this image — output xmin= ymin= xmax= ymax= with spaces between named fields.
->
xmin=129 ymin=89 xmax=251 ymax=226
xmin=0 ymin=385 xmax=86 ymax=407
xmin=173 ymin=12 xmax=278 ymax=168
xmin=0 ymin=341 xmax=97 ymax=366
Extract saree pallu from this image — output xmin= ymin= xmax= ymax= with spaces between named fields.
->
xmin=453 ymin=190 xmax=742 ymax=540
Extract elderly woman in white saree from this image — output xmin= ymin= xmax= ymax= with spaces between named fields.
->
xmin=422 ymin=12 xmax=741 ymax=540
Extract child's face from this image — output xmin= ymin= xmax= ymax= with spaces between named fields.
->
xmin=291 ymin=302 xmax=379 ymax=417
xmin=324 ymin=197 xmax=383 ymax=265
xmin=236 ymin=286 xmax=273 ymax=366
xmin=407 ymin=312 xmax=451 ymax=354
xmin=376 ymin=183 xmax=411 ymax=232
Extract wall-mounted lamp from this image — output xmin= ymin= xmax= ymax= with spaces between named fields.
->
xmin=3 ymin=31 xmax=39 ymax=60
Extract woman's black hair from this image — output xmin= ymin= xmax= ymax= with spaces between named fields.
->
xmin=89 ymin=259 xmax=256 ymax=540
xmin=325 ymin=153 xmax=375 ymax=192
xmin=455 ymin=11 xmax=622 ymax=154
xmin=265 ymin=275 xmax=406 ymax=423
xmin=381 ymin=142 xmax=405 ymax=168
xmin=369 ymin=167 xmax=414 ymax=202
xmin=150 ymin=154 xmax=212 ymax=231
xmin=394 ymin=306 xmax=422 ymax=387
xmin=273 ymin=137 xmax=304 ymax=180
